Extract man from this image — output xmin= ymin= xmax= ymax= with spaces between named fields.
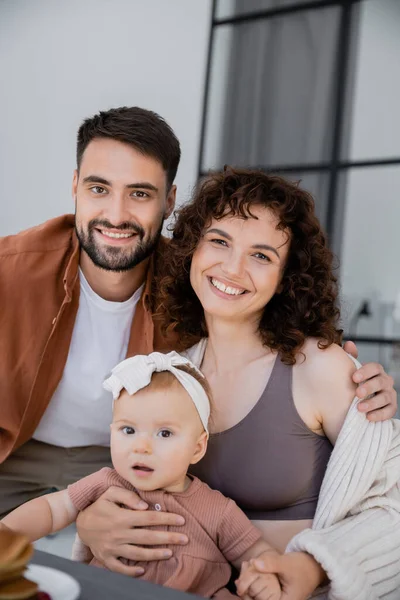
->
xmin=0 ymin=106 xmax=396 ymax=567
xmin=0 ymin=106 xmax=178 ymax=515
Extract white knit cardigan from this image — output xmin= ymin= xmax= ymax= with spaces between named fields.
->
xmin=185 ymin=341 xmax=400 ymax=600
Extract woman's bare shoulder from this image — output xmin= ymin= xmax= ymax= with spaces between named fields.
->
xmin=294 ymin=339 xmax=358 ymax=443
xmin=297 ymin=338 xmax=357 ymax=378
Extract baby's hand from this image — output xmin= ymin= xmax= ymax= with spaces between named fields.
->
xmin=236 ymin=556 xmax=282 ymax=600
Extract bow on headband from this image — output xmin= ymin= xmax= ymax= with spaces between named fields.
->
xmin=103 ymin=351 xmax=210 ymax=435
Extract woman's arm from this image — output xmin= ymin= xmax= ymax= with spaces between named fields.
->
xmin=289 ymin=342 xmax=400 ymax=599
xmin=1 ymin=490 xmax=78 ymax=541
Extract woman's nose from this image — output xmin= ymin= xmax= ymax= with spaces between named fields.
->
xmin=221 ymin=251 xmax=245 ymax=278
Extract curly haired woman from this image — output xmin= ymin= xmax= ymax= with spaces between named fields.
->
xmin=154 ymin=167 xmax=400 ymax=600
xmin=76 ymin=168 xmax=400 ymax=599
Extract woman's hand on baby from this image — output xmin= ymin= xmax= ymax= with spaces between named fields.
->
xmin=75 ymin=486 xmax=188 ymax=576
xmin=236 ymin=552 xmax=282 ymax=600
xmin=343 ymin=341 xmax=397 ymax=420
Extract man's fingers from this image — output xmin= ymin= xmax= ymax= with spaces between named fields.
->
xmin=365 ymin=404 xmax=396 ymax=422
xmin=343 ymin=340 xmax=358 ymax=359
xmin=101 ymin=485 xmax=148 ymax=510
xmin=103 ymin=557 xmax=145 ymax=577
xmin=122 ymin=509 xmax=186 ymax=529
xmin=116 ymin=543 xmax=173 ymax=562
xmin=353 ymin=362 xmax=383 ymax=383
xmin=356 ymin=375 xmax=391 ymax=400
xmin=116 ymin=528 xmax=188 ymax=548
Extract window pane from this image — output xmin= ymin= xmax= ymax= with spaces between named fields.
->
xmin=216 ymin=0 xmax=326 ymax=20
xmin=202 ymin=8 xmax=340 ymax=171
xmin=343 ymin=0 xmax=400 ymax=160
xmin=271 ymin=170 xmax=329 ymax=228
xmin=340 ymin=166 xmax=400 ymax=349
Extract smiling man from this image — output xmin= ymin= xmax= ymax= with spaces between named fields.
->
xmin=0 ymin=107 xmax=180 ymax=515
xmin=0 ymin=107 xmax=397 ymax=570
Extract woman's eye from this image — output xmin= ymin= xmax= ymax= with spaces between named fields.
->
xmin=90 ymin=186 xmax=107 ymax=194
xmin=158 ymin=430 xmax=172 ymax=438
xmin=253 ymin=252 xmax=271 ymax=262
xmin=210 ymin=238 xmax=227 ymax=246
xmin=122 ymin=426 xmax=135 ymax=435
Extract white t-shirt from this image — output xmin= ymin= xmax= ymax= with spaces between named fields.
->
xmin=33 ymin=269 xmax=144 ymax=447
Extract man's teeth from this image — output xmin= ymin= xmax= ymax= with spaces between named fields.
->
xmin=101 ymin=230 xmax=134 ymax=239
xmin=211 ymin=278 xmax=245 ymax=295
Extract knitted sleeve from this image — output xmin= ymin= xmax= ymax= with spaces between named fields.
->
xmin=287 ymin=399 xmax=400 ymax=600
xmin=217 ymin=499 xmax=262 ymax=563
xmin=67 ymin=467 xmax=123 ymax=510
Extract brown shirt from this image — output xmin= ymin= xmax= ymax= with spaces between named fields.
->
xmin=0 ymin=215 xmax=172 ymax=463
xmin=68 ymin=469 xmax=262 ymax=598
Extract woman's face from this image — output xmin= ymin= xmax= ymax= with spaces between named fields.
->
xmin=190 ymin=205 xmax=290 ymax=326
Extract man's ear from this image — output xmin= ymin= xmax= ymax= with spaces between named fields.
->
xmin=72 ymin=169 xmax=78 ymax=203
xmin=190 ymin=431 xmax=208 ymax=465
xmin=165 ymin=184 xmax=177 ymax=219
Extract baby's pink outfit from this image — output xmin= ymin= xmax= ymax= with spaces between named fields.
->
xmin=68 ymin=468 xmax=262 ymax=598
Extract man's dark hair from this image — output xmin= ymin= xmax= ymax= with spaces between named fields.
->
xmin=76 ymin=106 xmax=181 ymax=188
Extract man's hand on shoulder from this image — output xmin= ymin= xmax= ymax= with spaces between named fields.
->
xmin=344 ymin=341 xmax=397 ymax=421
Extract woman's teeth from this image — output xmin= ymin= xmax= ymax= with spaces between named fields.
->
xmin=101 ymin=230 xmax=134 ymax=239
xmin=211 ymin=278 xmax=245 ymax=295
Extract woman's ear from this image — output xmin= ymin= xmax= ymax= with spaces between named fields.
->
xmin=190 ymin=431 xmax=208 ymax=465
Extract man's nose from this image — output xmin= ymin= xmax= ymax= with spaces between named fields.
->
xmin=104 ymin=194 xmax=131 ymax=227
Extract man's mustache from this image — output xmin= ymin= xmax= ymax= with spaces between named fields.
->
xmin=88 ymin=219 xmax=145 ymax=238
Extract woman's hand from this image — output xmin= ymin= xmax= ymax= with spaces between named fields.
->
xmin=236 ymin=553 xmax=282 ymax=600
xmin=343 ymin=341 xmax=397 ymax=420
xmin=247 ymin=552 xmax=327 ymax=600
xmin=75 ymin=486 xmax=188 ymax=576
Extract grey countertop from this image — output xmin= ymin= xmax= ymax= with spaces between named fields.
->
xmin=31 ymin=550 xmax=199 ymax=600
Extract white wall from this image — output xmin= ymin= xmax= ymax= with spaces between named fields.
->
xmin=341 ymin=0 xmax=400 ymax=305
xmin=0 ymin=0 xmax=212 ymax=235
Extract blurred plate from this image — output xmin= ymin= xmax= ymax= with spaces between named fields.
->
xmin=26 ymin=564 xmax=80 ymax=600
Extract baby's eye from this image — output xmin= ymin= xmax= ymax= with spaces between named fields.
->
xmin=158 ymin=430 xmax=172 ymax=438
xmin=121 ymin=426 xmax=135 ymax=435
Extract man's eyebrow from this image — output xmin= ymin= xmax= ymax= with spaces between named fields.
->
xmin=82 ymin=175 xmax=158 ymax=193
xmin=126 ymin=182 xmax=159 ymax=192
xmin=82 ymin=175 xmax=111 ymax=186
xmin=206 ymin=228 xmax=280 ymax=258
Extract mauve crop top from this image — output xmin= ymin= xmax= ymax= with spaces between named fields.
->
xmin=189 ymin=354 xmax=333 ymax=521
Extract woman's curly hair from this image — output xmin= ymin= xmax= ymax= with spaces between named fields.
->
xmin=157 ymin=167 xmax=342 ymax=364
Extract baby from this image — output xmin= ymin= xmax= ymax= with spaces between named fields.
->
xmin=1 ymin=352 xmax=283 ymax=599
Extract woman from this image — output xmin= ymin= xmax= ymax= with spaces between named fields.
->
xmin=77 ymin=168 xmax=400 ymax=598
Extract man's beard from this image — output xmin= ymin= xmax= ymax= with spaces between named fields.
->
xmin=75 ymin=217 xmax=164 ymax=272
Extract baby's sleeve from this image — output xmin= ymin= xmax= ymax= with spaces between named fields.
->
xmin=217 ymin=499 xmax=262 ymax=563
xmin=67 ymin=467 xmax=120 ymax=511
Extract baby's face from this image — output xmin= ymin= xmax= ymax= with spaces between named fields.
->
xmin=110 ymin=382 xmax=207 ymax=492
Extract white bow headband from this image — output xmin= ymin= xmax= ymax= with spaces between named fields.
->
xmin=103 ymin=351 xmax=210 ymax=435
